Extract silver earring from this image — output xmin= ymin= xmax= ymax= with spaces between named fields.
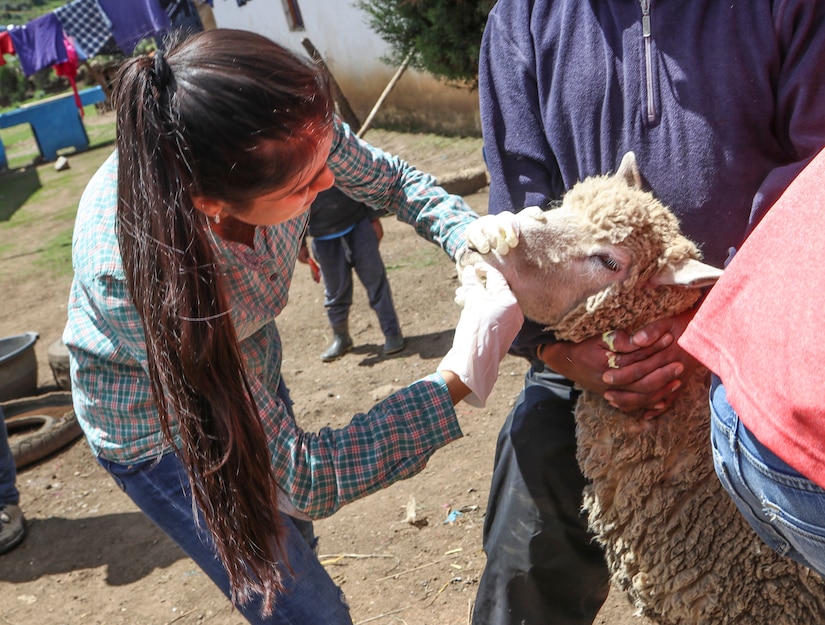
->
xmin=214 ymin=214 xmax=221 ymax=225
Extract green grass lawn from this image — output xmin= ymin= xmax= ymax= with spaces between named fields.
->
xmin=0 ymin=106 xmax=116 ymax=278
xmin=0 ymin=0 xmax=66 ymax=24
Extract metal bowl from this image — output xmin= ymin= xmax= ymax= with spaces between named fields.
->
xmin=0 ymin=332 xmax=39 ymax=402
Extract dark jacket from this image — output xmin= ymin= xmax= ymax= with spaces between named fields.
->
xmin=479 ymin=0 xmax=825 ymax=350
xmin=480 ymin=0 xmax=825 ymax=268
xmin=306 ymin=186 xmax=386 ymax=239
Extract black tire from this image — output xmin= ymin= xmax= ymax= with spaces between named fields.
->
xmin=2 ymin=391 xmax=83 ymax=469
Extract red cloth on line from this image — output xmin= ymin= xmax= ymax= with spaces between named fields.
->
xmin=54 ymin=36 xmax=82 ymax=115
xmin=0 ymin=31 xmax=15 ymax=66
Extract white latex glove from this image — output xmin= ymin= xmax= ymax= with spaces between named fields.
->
xmin=438 ymin=263 xmax=524 ymax=407
xmin=464 ymin=211 xmax=521 ymax=256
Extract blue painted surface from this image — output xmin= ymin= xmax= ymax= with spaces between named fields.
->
xmin=0 ymin=86 xmax=107 ymax=170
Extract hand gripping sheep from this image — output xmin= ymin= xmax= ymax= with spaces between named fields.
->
xmin=461 ymin=153 xmax=825 ymax=624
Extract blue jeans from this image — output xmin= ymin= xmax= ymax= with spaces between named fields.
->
xmin=0 ymin=406 xmax=20 ymax=506
xmin=312 ymin=217 xmax=400 ymax=336
xmin=711 ymin=375 xmax=825 ymax=578
xmin=98 ymin=452 xmax=352 ymax=625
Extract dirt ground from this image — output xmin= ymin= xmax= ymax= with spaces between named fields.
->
xmin=0 ymin=121 xmax=648 ymax=625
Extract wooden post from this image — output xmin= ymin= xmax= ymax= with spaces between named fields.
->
xmin=301 ymin=37 xmax=361 ymax=131
xmin=356 ymin=50 xmax=413 ymax=138
xmin=83 ymin=61 xmax=112 ymax=112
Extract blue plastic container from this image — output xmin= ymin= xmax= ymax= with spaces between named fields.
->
xmin=0 ymin=332 xmax=39 ymax=402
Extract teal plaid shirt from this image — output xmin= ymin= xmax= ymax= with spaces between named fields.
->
xmin=64 ymin=118 xmax=475 ymax=518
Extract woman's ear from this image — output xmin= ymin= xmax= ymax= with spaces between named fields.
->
xmin=192 ymin=196 xmax=224 ymax=221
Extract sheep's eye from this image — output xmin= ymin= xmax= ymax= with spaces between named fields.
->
xmin=597 ymin=254 xmax=620 ymax=272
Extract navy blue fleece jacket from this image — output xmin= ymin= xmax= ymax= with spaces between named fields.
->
xmin=479 ymin=0 xmax=825 ymax=348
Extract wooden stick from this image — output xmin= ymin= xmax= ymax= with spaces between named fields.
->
xmin=375 ymin=558 xmax=444 ymax=581
xmin=354 ymin=606 xmax=408 ymax=624
xmin=357 ymin=50 xmax=413 ymax=138
xmin=319 ymin=552 xmax=394 ymax=565
xmin=301 ymin=37 xmax=361 ymax=130
xmin=167 ymin=608 xmax=197 ymax=624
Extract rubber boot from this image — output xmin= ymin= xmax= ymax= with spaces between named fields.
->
xmin=321 ymin=323 xmax=353 ymax=362
xmin=382 ymin=333 xmax=406 ymax=355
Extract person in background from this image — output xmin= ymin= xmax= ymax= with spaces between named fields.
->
xmin=63 ymin=28 xmax=523 ymax=625
xmin=298 ymin=186 xmax=405 ymax=362
xmin=0 ymin=405 xmax=25 ymax=554
xmin=680 ymin=147 xmax=825 ymax=578
xmin=472 ymin=2 xmax=825 ymax=624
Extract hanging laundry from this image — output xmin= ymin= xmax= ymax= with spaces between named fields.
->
xmin=54 ymin=36 xmax=83 ymax=115
xmin=8 ymin=13 xmax=68 ymax=76
xmin=54 ymin=0 xmax=114 ymax=58
xmin=97 ymin=0 xmax=170 ymax=55
xmin=158 ymin=0 xmax=204 ymax=37
xmin=0 ymin=30 xmax=14 ymax=66
xmin=70 ymin=37 xmax=89 ymax=63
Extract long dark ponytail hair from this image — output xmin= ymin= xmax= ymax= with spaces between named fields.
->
xmin=113 ymin=29 xmax=332 ymax=612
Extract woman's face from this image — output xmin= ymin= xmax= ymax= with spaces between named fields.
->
xmin=236 ymin=129 xmax=335 ymax=227
xmin=199 ymin=129 xmax=335 ymax=230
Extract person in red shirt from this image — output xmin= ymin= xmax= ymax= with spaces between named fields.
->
xmin=680 ymin=146 xmax=825 ymax=577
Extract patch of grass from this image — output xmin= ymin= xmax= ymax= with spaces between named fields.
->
xmin=0 ymin=122 xmax=32 ymax=144
xmin=34 ymin=225 xmax=75 ymax=277
xmin=0 ymin=110 xmax=115 ymax=279
xmin=0 ymin=0 xmax=66 ymax=26
xmin=0 ymin=124 xmax=39 ymax=169
xmin=86 ymin=119 xmax=117 ymax=148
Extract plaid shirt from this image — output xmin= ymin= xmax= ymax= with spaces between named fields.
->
xmin=64 ymin=118 xmax=475 ymax=518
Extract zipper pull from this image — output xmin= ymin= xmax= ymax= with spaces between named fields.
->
xmin=639 ymin=0 xmax=656 ymax=123
xmin=641 ymin=0 xmax=651 ymax=37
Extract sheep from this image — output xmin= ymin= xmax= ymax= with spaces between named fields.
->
xmin=461 ymin=153 xmax=825 ymax=624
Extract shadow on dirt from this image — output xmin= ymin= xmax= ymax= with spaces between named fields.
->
xmin=0 ymin=512 xmax=189 ymax=586
xmin=0 ymin=166 xmax=41 ymax=222
xmin=350 ymin=329 xmax=455 ymax=367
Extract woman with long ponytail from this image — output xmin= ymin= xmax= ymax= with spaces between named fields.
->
xmin=64 ymin=28 xmax=523 ymax=624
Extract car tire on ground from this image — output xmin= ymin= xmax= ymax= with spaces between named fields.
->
xmin=2 ymin=392 xmax=82 ymax=469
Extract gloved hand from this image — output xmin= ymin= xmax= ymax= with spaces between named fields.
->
xmin=464 ymin=211 xmax=522 ymax=256
xmin=438 ymin=263 xmax=524 ymax=407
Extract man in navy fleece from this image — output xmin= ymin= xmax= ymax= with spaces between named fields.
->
xmin=472 ymin=2 xmax=825 ymax=624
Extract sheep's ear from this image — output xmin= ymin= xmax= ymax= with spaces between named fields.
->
xmin=615 ymin=152 xmax=643 ymax=190
xmin=650 ymin=258 xmax=723 ymax=288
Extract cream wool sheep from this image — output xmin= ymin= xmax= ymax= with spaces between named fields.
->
xmin=462 ymin=153 xmax=825 ymax=624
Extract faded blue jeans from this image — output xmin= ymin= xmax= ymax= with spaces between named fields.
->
xmin=0 ymin=406 xmax=21 ymax=506
xmin=312 ymin=217 xmax=401 ymax=337
xmin=711 ymin=375 xmax=825 ymax=578
xmin=98 ymin=451 xmax=352 ymax=625
xmin=97 ymin=379 xmax=351 ymax=625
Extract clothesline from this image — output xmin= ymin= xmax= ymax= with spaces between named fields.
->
xmin=0 ymin=0 xmax=210 ymax=114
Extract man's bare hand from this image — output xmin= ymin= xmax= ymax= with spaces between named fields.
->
xmin=539 ymin=308 xmax=699 ymax=418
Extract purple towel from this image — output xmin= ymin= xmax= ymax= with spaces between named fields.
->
xmin=97 ymin=0 xmax=170 ymax=55
xmin=8 ymin=13 xmax=68 ymax=76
